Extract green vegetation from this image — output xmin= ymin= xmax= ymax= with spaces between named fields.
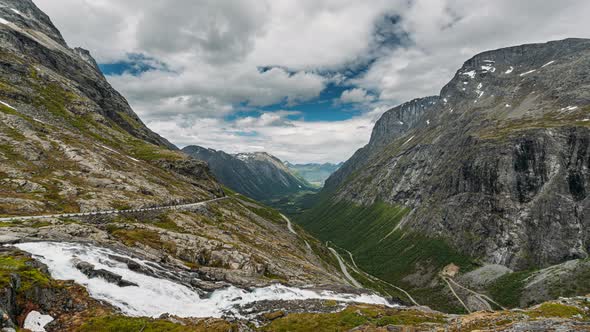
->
xmin=234 ymin=194 xmax=285 ymax=224
xmin=479 ymin=108 xmax=590 ymax=140
xmin=547 ymin=260 xmax=590 ymax=300
xmin=0 ymin=252 xmax=51 ymax=292
xmin=111 ymin=214 xmax=187 ymax=233
xmin=0 ymin=220 xmax=51 ymax=228
xmin=487 ymin=270 xmax=534 ymax=308
xmin=127 ymin=139 xmax=183 ymax=161
xmin=151 ymin=215 xmax=186 ymax=233
xmin=107 ymin=227 xmax=177 ymax=254
xmin=265 ymin=190 xmax=320 ymax=216
xmin=526 ymin=303 xmax=588 ymax=320
xmin=297 ymin=197 xmax=477 ymax=312
xmin=78 ymin=316 xmax=236 ymax=332
xmin=260 ymin=305 xmax=445 ymax=332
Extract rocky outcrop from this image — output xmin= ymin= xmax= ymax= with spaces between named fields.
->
xmin=73 ymin=259 xmax=138 ymax=287
xmin=324 ymin=96 xmax=439 ymax=192
xmin=319 ymin=39 xmax=590 ymax=271
xmin=182 ymin=146 xmax=314 ymax=201
xmin=0 ymin=0 xmax=174 ymax=149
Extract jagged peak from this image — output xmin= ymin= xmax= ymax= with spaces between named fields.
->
xmin=369 ymin=96 xmax=440 ymax=147
xmin=73 ymin=47 xmax=103 ymax=75
xmin=0 ymin=0 xmax=67 ymax=47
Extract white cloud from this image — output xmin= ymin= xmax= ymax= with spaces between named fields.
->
xmin=356 ymin=0 xmax=590 ymax=102
xmin=33 ymin=0 xmax=590 ymax=163
xmin=149 ymin=105 xmax=389 ymax=164
xmin=339 ymin=88 xmax=375 ymax=104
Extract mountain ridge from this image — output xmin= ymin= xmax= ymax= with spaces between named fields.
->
xmin=182 ymin=145 xmax=315 ymax=202
xmin=300 ymin=37 xmax=590 ymax=312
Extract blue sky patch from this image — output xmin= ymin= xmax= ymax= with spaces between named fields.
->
xmin=99 ymin=53 xmax=167 ymax=76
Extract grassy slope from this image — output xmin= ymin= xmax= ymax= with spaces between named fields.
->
xmin=296 ymin=195 xmax=477 ymax=312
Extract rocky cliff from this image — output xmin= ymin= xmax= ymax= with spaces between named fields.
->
xmin=301 ymin=38 xmax=590 ymax=312
xmin=325 ymin=96 xmax=440 ymax=192
xmin=183 ymin=145 xmax=315 ymax=202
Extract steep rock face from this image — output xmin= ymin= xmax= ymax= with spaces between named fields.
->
xmin=183 ymin=146 xmax=314 ymax=201
xmin=321 ymin=39 xmax=590 ymax=270
xmin=325 ymin=96 xmax=439 ymax=192
xmin=0 ymin=0 xmax=174 ymax=149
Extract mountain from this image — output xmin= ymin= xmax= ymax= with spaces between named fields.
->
xmin=299 ymin=38 xmax=590 ymax=312
xmin=0 ymin=1 xmax=359 ymax=329
xmin=286 ymin=162 xmax=342 ymax=187
xmin=182 ymin=145 xmax=316 ymax=201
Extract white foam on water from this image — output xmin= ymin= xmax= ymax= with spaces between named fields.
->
xmin=15 ymin=242 xmax=393 ymax=318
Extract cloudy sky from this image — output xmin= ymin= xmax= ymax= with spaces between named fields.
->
xmin=35 ymin=0 xmax=589 ymax=163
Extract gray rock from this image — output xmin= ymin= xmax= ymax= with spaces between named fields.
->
xmin=322 ymin=38 xmax=590 ymax=270
xmin=73 ymin=259 xmax=138 ymax=287
xmin=0 ymin=236 xmax=20 ymax=246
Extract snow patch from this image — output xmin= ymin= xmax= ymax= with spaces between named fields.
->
xmin=24 ymin=311 xmax=54 ymax=332
xmin=0 ymin=17 xmax=11 ymax=25
xmin=561 ymin=106 xmax=579 ymax=111
xmin=426 ymin=120 xmax=431 ymax=125
xmin=481 ymin=65 xmax=496 ymax=73
xmin=475 ymin=83 xmax=484 ymax=98
xmin=403 ymin=136 xmax=414 ymax=145
xmin=541 ymin=60 xmax=555 ymax=68
xmin=462 ymin=70 xmax=476 ymax=79
xmin=505 ymin=66 xmax=514 ymax=74
xmin=519 ymin=70 xmax=536 ymax=77
xmin=0 ymin=100 xmax=16 ymax=110
xmin=10 ymin=8 xmax=24 ymax=16
xmin=505 ymin=104 xmax=511 ymax=108
xmin=99 ymin=145 xmax=120 ymax=155
xmin=15 ymin=242 xmax=393 ymax=319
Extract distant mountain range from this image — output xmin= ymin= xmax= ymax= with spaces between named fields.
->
xmin=285 ymin=162 xmax=342 ymax=187
xmin=182 ymin=146 xmax=316 ymax=202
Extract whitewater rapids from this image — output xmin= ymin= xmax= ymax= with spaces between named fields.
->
xmin=15 ymin=242 xmax=393 ymax=318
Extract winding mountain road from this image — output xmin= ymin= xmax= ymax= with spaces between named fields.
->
xmin=0 ymin=197 xmax=229 ymax=222
xmin=281 ymin=213 xmax=298 ymax=235
xmin=327 ymin=242 xmax=420 ymax=306
xmin=328 ymin=247 xmax=363 ymax=288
